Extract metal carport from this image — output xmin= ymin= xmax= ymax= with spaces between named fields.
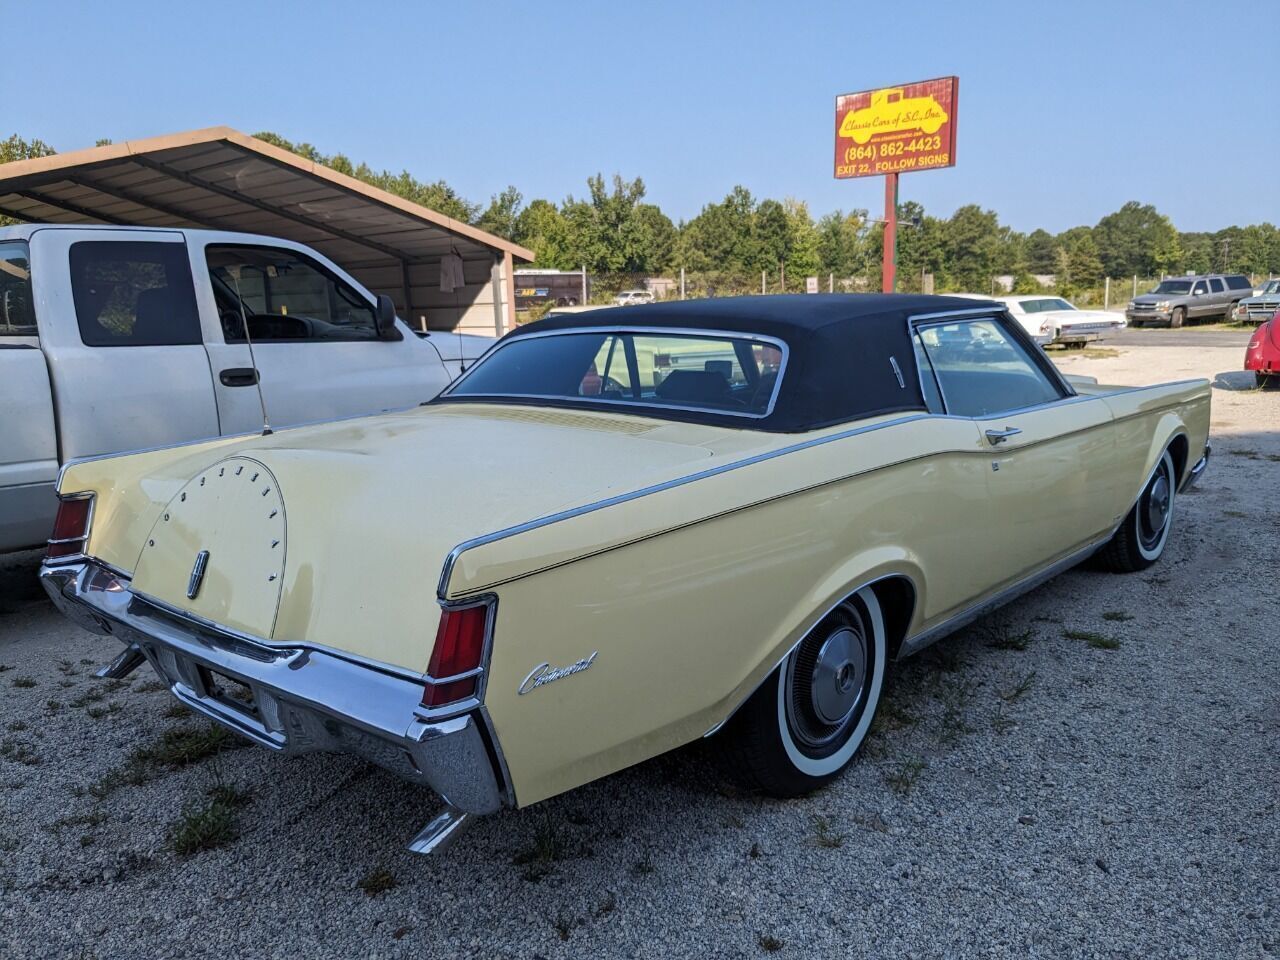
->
xmin=0 ymin=126 xmax=533 ymax=335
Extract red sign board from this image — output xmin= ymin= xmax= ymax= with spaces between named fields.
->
xmin=833 ymin=76 xmax=958 ymax=179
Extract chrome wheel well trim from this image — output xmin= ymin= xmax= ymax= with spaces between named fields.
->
xmin=701 ymin=573 xmax=914 ymax=739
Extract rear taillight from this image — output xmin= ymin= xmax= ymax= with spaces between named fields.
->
xmin=46 ymin=496 xmax=93 ymax=560
xmin=422 ymin=601 xmax=492 ymax=709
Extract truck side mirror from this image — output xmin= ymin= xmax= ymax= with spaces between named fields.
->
xmin=374 ymin=294 xmax=399 ymax=340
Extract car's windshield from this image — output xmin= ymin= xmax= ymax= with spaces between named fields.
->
xmin=1152 ymin=281 xmax=1193 ymax=295
xmin=443 ymin=329 xmax=786 ymax=418
xmin=1261 ymin=280 xmax=1280 ymax=295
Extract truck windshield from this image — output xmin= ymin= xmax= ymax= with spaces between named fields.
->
xmin=1152 ymin=281 xmax=1192 ymax=295
xmin=442 ymin=329 xmax=786 ymax=418
xmin=1261 ymin=280 xmax=1280 ymax=295
xmin=0 ymin=241 xmax=36 ymax=338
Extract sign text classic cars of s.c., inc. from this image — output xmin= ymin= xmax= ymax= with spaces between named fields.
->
xmin=833 ymin=76 xmax=958 ymax=179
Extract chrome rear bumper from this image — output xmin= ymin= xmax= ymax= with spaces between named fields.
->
xmin=40 ymin=560 xmax=506 ymax=849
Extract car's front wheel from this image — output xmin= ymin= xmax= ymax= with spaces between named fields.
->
xmin=1096 ymin=449 xmax=1177 ymax=572
xmin=1170 ymin=307 xmax=1186 ymax=328
xmin=720 ymin=587 xmax=885 ymax=796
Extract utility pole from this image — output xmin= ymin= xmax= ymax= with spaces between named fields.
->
xmin=761 ymin=270 xmax=766 ymax=295
xmin=680 ymin=266 xmax=686 ymax=300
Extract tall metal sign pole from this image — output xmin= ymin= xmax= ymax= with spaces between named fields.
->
xmin=834 ymin=77 xmax=959 ymax=294
xmin=882 ymin=173 xmax=899 ymax=292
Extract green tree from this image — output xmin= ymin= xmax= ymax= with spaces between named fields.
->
xmin=1094 ymin=201 xmax=1179 ymax=276
xmin=894 ymin=201 xmax=947 ymax=292
xmin=1024 ymin=229 xmax=1057 ymax=274
xmin=1056 ymin=227 xmax=1104 ymax=289
xmin=676 ymin=186 xmax=759 ymax=274
xmin=0 ymin=135 xmax=57 ymax=225
xmin=943 ymin=204 xmax=1002 ymax=291
xmin=475 ymin=186 xmax=523 ymax=240
xmin=815 ymin=209 xmax=870 ymax=280
xmin=514 ymin=199 xmax=572 ymax=268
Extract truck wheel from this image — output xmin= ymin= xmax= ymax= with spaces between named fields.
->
xmin=1095 ymin=450 xmax=1176 ymax=573
xmin=719 ymin=588 xmax=885 ymax=797
xmin=1224 ymin=302 xmax=1239 ymax=323
xmin=1170 ymin=307 xmax=1185 ymax=329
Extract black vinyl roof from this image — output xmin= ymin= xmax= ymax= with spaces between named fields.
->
xmin=501 ymin=294 xmax=999 ymax=432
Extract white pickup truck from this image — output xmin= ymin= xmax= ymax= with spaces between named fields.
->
xmin=1 ymin=224 xmax=490 ymax=553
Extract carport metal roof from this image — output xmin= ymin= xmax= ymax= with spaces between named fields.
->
xmin=0 ymin=126 xmax=533 ymax=331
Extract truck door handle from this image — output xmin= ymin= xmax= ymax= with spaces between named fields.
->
xmin=219 ymin=367 xmax=259 ymax=387
xmin=985 ymin=427 xmax=1022 ymax=445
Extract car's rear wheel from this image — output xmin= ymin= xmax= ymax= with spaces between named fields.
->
xmin=1170 ymin=307 xmax=1186 ymax=329
xmin=1095 ymin=449 xmax=1176 ymax=572
xmin=719 ymin=587 xmax=885 ymax=796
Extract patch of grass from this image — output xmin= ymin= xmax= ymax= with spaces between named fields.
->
xmin=6 ymin=721 xmax=28 ymax=732
xmin=632 ymin=854 xmax=655 ymax=876
xmin=357 ymin=868 xmax=396 ymax=896
xmin=11 ymin=676 xmax=36 ymax=689
xmin=133 ymin=679 xmax=168 ymax=694
xmin=877 ymin=696 xmax=919 ymax=729
xmin=512 ymin=818 xmax=567 ymax=881
xmin=79 ymin=833 xmax=96 ymax=847
xmin=982 ymin=621 xmax=1034 ymax=651
xmin=56 ymin=659 xmax=78 ymax=676
xmin=811 ymin=814 xmax=846 ymax=849
xmin=89 ymin=756 xmax=153 ymax=799
xmin=759 ymin=934 xmax=785 ymax=953
xmin=137 ymin=725 xmax=238 ymax=769
xmin=69 ymin=687 xmax=107 ymax=708
xmin=990 ymin=706 xmax=1016 ymax=735
xmin=999 ymin=671 xmax=1037 ymax=703
xmin=168 ymin=793 xmax=240 ymax=856
xmin=86 ymin=703 xmax=120 ymax=720
xmin=884 ymin=756 xmax=926 ymax=795
xmin=1222 ymin=510 xmax=1248 ymax=519
xmin=1063 ymin=629 xmax=1121 ymax=650
xmin=0 ymin=738 xmax=40 ymax=766
xmin=937 ymin=679 xmax=977 ymax=744
xmin=163 ymin=703 xmax=191 ymax=719
xmin=1101 ymin=611 xmax=1134 ymax=622
xmin=45 ymin=700 xmax=62 ymax=713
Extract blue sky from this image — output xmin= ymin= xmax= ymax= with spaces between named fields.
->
xmin=10 ymin=0 xmax=1278 ymax=233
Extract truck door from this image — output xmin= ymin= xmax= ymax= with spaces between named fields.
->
xmin=190 ymin=239 xmax=447 ymax=434
xmin=30 ymin=228 xmax=220 ymax=463
xmin=0 ymin=238 xmax=61 ymax=550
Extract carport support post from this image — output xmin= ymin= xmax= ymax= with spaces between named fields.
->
xmin=400 ymin=261 xmax=420 ymax=332
xmin=491 ymin=253 xmax=505 ymax=336
xmin=882 ymin=172 xmax=899 ymax=293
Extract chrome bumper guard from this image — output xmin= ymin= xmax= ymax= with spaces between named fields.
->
xmin=1182 ymin=443 xmax=1210 ymax=491
xmin=40 ymin=561 xmax=505 ymax=852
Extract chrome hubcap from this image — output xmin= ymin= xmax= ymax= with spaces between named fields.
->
xmin=1139 ymin=466 xmax=1172 ymax=549
xmin=810 ymin=627 xmax=866 ymax=725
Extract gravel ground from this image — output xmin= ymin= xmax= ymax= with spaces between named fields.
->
xmin=1 ymin=343 xmax=1276 ymax=959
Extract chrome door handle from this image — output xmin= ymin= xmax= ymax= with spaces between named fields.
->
xmin=985 ymin=427 xmax=1022 ymax=445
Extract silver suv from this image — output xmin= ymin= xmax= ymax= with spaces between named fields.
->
xmin=1126 ymin=273 xmax=1252 ymax=327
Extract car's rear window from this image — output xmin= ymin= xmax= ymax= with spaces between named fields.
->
xmin=442 ymin=330 xmax=787 ymax=418
xmin=1225 ymin=275 xmax=1252 ymax=290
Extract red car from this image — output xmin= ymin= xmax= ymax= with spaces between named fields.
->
xmin=1245 ymin=310 xmax=1280 ymax=387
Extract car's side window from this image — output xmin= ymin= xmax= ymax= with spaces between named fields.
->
xmin=69 ymin=241 xmax=202 ymax=347
xmin=1192 ymin=281 xmax=1208 ymax=296
xmin=912 ymin=333 xmax=945 ymax=413
xmin=0 ymin=241 xmax=36 ymax=338
xmin=1226 ymin=275 xmax=1252 ymax=290
xmin=916 ymin=317 xmax=1063 ymax=418
xmin=206 ymin=244 xmax=378 ymax=343
xmin=1208 ymin=278 xmax=1224 ymax=293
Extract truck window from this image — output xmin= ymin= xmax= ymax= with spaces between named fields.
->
xmin=206 ymin=245 xmax=377 ymax=343
xmin=1208 ymin=278 xmax=1224 ymax=293
xmin=69 ymin=241 xmax=201 ymax=347
xmin=1191 ymin=281 xmax=1207 ymax=296
xmin=1225 ymin=275 xmax=1252 ymax=290
xmin=0 ymin=241 xmax=36 ymax=338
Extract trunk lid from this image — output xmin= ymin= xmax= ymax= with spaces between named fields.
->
xmin=128 ymin=403 xmax=732 ymax=671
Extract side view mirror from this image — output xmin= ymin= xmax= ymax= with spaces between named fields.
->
xmin=375 ymin=294 xmax=399 ymax=340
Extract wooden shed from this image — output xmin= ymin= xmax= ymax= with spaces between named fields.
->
xmin=0 ymin=126 xmax=533 ymax=335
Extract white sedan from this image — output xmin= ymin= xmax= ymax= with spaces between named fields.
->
xmin=999 ymin=295 xmax=1126 ymax=348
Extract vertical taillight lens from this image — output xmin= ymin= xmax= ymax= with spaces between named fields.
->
xmin=422 ymin=602 xmax=491 ymax=708
xmin=46 ymin=496 xmax=93 ymax=560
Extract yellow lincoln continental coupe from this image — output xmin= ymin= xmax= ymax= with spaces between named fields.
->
xmin=41 ymin=295 xmax=1211 ymax=854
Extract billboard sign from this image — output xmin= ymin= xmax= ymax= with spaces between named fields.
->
xmin=834 ymin=76 xmax=958 ymax=179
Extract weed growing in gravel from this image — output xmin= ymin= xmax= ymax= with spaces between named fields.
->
xmin=56 ymin=659 xmax=78 ymax=676
xmin=512 ymin=819 xmax=568 ymax=882
xmin=49 ymin=809 xmax=107 ymax=832
xmin=89 ymin=756 xmax=152 ymax=798
xmin=6 ymin=721 xmax=27 ymax=732
xmin=632 ymin=854 xmax=656 ymax=876
xmin=44 ymin=700 xmax=62 ymax=713
xmin=163 ymin=703 xmax=191 ymax=719
xmin=999 ymin=671 xmax=1037 ymax=703
xmin=1102 ymin=611 xmax=1134 ymax=622
xmin=811 ymin=814 xmax=846 ymax=848
xmin=884 ymin=757 xmax=926 ymax=795
xmin=139 ymin=725 xmax=238 ymax=768
xmin=593 ymin=891 xmax=617 ymax=917
xmin=981 ymin=619 xmax=1034 ymax=651
xmin=759 ymin=934 xmax=785 ymax=952
xmin=937 ymin=679 xmax=977 ymax=744
xmin=990 ymin=706 xmax=1016 ymax=735
xmin=11 ymin=676 xmax=36 ymax=689
xmin=877 ymin=695 xmax=919 ymax=729
xmin=86 ymin=704 xmax=120 ymax=720
xmin=0 ymin=738 xmax=39 ymax=766
xmin=357 ymin=868 xmax=396 ymax=896
xmin=1063 ymin=629 xmax=1121 ymax=650
xmin=554 ymin=913 xmax=583 ymax=941
xmin=169 ymin=793 xmax=240 ymax=855
xmin=852 ymin=812 xmax=890 ymax=834
xmin=69 ymin=687 xmax=106 ymax=708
